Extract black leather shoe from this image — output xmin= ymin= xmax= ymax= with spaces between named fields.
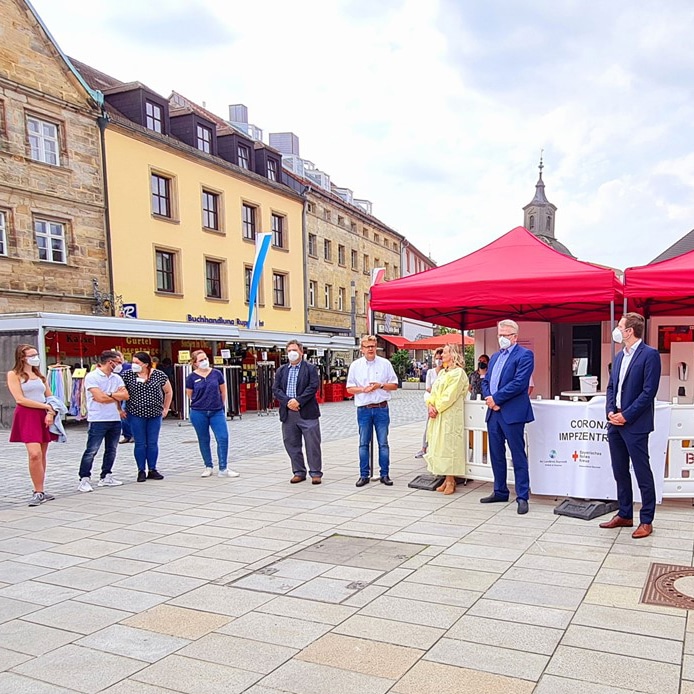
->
xmin=480 ymin=493 xmax=509 ymax=504
xmin=517 ymin=499 xmax=529 ymax=515
xmin=355 ymin=477 xmax=370 ymax=487
xmin=137 ymin=470 xmax=146 ymax=483
xmin=380 ymin=476 xmax=393 ymax=486
xmin=148 ymin=469 xmax=164 ymax=480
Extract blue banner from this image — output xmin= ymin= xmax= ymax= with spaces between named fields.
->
xmin=247 ymin=232 xmax=272 ymax=329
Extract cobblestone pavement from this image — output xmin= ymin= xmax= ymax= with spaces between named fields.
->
xmin=0 ymin=402 xmax=692 ymax=693
xmin=0 ymin=390 xmax=428 ymax=508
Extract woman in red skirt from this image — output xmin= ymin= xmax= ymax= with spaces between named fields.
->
xmin=7 ymin=344 xmax=58 ymax=506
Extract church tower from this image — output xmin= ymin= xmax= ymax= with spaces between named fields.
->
xmin=523 ymin=156 xmax=573 ymax=257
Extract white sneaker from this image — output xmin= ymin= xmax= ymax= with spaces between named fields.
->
xmin=201 ymin=468 xmax=213 ymax=477
xmin=218 ymin=469 xmax=240 ymax=478
xmin=97 ymin=473 xmax=123 ymax=487
xmin=78 ymin=477 xmax=93 ymax=493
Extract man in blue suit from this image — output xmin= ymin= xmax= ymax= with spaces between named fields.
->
xmin=600 ymin=313 xmax=661 ymax=539
xmin=480 ymin=319 xmax=535 ymax=514
xmin=272 ymin=340 xmax=323 ymax=485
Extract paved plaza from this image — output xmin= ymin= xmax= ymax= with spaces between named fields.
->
xmin=0 ymin=389 xmax=693 ymax=692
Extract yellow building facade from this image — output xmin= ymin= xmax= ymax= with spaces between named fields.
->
xmin=104 ymin=120 xmax=305 ymax=332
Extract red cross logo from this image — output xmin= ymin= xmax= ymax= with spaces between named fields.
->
xmin=572 ymin=451 xmax=579 ymax=462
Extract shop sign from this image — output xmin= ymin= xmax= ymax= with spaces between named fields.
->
xmin=121 ymin=303 xmax=138 ymax=319
xmin=178 ymin=350 xmax=191 ymax=363
xmin=45 ymin=331 xmax=160 ymax=359
xmin=186 ymin=314 xmax=264 ymax=327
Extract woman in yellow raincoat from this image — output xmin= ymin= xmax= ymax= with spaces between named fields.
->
xmin=424 ymin=343 xmax=469 ymax=494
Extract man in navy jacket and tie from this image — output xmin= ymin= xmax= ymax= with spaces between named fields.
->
xmin=480 ymin=319 xmax=535 ymax=514
xmin=272 ymin=340 xmax=323 ymax=484
xmin=600 ymin=313 xmax=661 ymax=539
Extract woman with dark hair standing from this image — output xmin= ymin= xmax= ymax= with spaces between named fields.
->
xmin=122 ymin=351 xmax=173 ymax=482
xmin=7 ymin=344 xmax=59 ymax=506
xmin=186 ymin=349 xmax=239 ymax=478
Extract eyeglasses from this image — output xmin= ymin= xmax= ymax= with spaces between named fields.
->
xmin=362 ymin=345 xmax=377 ymax=349
xmin=497 ymin=333 xmax=516 ymax=338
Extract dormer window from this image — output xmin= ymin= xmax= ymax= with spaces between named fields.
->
xmin=238 ymin=145 xmax=250 ymax=169
xmin=145 ymin=101 xmax=163 ymax=133
xmin=267 ymin=159 xmax=278 ymax=182
xmin=196 ymin=125 xmax=212 ymax=154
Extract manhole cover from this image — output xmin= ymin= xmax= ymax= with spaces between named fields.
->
xmin=641 ymin=563 xmax=694 ymax=609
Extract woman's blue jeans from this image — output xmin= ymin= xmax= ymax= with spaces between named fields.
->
xmin=189 ymin=409 xmax=228 ymax=470
xmin=128 ymin=415 xmax=162 ymax=472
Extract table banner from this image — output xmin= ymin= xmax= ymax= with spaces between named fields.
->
xmin=527 ymin=397 xmax=671 ymax=502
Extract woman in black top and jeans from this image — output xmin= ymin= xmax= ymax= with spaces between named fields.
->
xmin=122 ymin=351 xmax=173 ymax=482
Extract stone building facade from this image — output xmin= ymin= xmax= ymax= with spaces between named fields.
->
xmin=305 ymin=187 xmax=402 ymax=338
xmin=0 ymin=0 xmax=109 ymax=315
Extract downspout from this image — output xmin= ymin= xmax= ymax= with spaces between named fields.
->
xmin=97 ymin=112 xmax=116 ymax=316
xmin=302 ymin=185 xmax=311 ymax=333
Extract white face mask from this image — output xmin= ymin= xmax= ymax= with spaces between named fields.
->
xmin=435 ymin=359 xmax=442 ymax=367
xmin=198 ymin=359 xmax=210 ymax=370
xmin=131 ymin=363 xmax=143 ymax=373
xmin=287 ymin=350 xmax=301 ymax=363
xmin=26 ymin=355 xmax=40 ymax=367
xmin=612 ymin=327 xmax=624 ymax=344
xmin=498 ymin=336 xmax=512 ymax=350
xmin=112 ymin=363 xmax=123 ymax=374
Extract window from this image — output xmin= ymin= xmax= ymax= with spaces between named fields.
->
xmin=238 ymin=145 xmax=250 ymax=169
xmin=324 ymin=209 xmax=331 ymax=222
xmin=34 ymin=219 xmax=66 ymax=263
xmin=155 ymin=250 xmax=176 ymax=292
xmin=27 ymin=116 xmax=59 ymax=165
xmin=308 ymin=233 xmax=317 ymax=257
xmin=145 ymin=101 xmax=163 ymax=133
xmin=324 ymin=239 xmax=332 ymax=261
xmin=363 ymin=254 xmax=370 ymax=273
xmin=0 ymin=211 xmax=6 ymax=256
xmin=202 ymin=190 xmax=219 ymax=230
xmin=384 ymin=262 xmax=389 ymax=279
xmin=307 ymin=202 xmax=315 ymax=214
xmin=196 ymin=124 xmax=212 ymax=153
xmin=393 ymin=265 xmax=398 ymax=277
xmin=271 ymin=213 xmax=285 ymax=248
xmin=267 ymin=159 xmax=278 ymax=182
xmin=324 ymin=284 xmax=332 ymax=309
xmin=338 ymin=244 xmax=346 ymax=266
xmin=338 ymin=287 xmax=345 ymax=312
xmin=529 ymin=214 xmax=535 ymax=231
xmin=309 ymin=280 xmax=316 ymax=307
xmin=244 ymin=266 xmax=252 ymax=302
xmin=205 ymin=259 xmax=222 ymax=299
xmin=273 ymin=272 xmax=287 ymax=306
xmin=151 ymin=173 xmax=171 ymax=217
xmin=364 ymin=293 xmax=369 ymax=314
xmin=350 ymin=221 xmax=357 ymax=232
xmin=383 ymin=237 xmax=388 ymax=247
xmin=242 ymin=204 xmax=256 ymax=240
xmin=362 ymin=226 xmax=368 ymax=237
xmin=546 ymin=215 xmax=552 ymax=231
xmin=337 ymin=215 xmax=345 ymax=227
xmin=351 ymin=249 xmax=358 ymax=270
xmin=374 ymin=233 xmax=379 ymax=245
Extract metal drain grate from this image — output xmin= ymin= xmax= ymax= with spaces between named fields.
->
xmin=641 ymin=562 xmax=694 ymax=610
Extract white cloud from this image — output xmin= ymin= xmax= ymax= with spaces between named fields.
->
xmin=29 ymin=0 xmax=694 ymax=269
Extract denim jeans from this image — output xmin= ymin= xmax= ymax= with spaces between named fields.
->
xmin=357 ymin=406 xmax=390 ymax=478
xmin=78 ymin=420 xmax=121 ymax=479
xmin=128 ymin=415 xmax=162 ymax=472
xmin=121 ymin=402 xmax=133 ymax=440
xmin=189 ymin=409 xmax=228 ymax=470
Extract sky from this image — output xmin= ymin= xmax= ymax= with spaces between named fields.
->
xmin=30 ymin=0 xmax=694 ymax=270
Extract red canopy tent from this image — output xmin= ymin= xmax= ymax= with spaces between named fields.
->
xmin=404 ymin=334 xmax=474 ymax=349
xmin=624 ymin=249 xmax=694 ymax=316
xmin=371 ymin=227 xmax=624 ymax=330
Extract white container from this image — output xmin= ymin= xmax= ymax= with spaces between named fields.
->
xmin=579 ymin=376 xmax=599 ymax=393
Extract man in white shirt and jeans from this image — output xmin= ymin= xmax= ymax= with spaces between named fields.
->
xmin=78 ymin=350 xmax=129 ymax=492
xmin=346 ymin=335 xmax=399 ymax=487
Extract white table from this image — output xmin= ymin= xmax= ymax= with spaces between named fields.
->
xmin=560 ymin=390 xmax=607 ymax=401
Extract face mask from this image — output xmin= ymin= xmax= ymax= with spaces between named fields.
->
xmin=112 ymin=363 xmax=123 ymax=374
xmin=198 ymin=359 xmax=210 ymax=369
xmin=612 ymin=327 xmax=624 ymax=344
xmin=287 ymin=350 xmax=300 ymax=363
xmin=131 ymin=363 xmax=143 ymax=373
xmin=26 ymin=355 xmax=40 ymax=367
xmin=435 ymin=359 xmax=442 ymax=367
xmin=478 ymin=361 xmax=488 ymax=370
xmin=498 ymin=336 xmax=512 ymax=350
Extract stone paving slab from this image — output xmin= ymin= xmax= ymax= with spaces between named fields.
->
xmin=1 ymin=402 xmax=694 ymax=692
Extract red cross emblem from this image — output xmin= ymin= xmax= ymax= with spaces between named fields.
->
xmin=572 ymin=451 xmax=579 ymax=462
